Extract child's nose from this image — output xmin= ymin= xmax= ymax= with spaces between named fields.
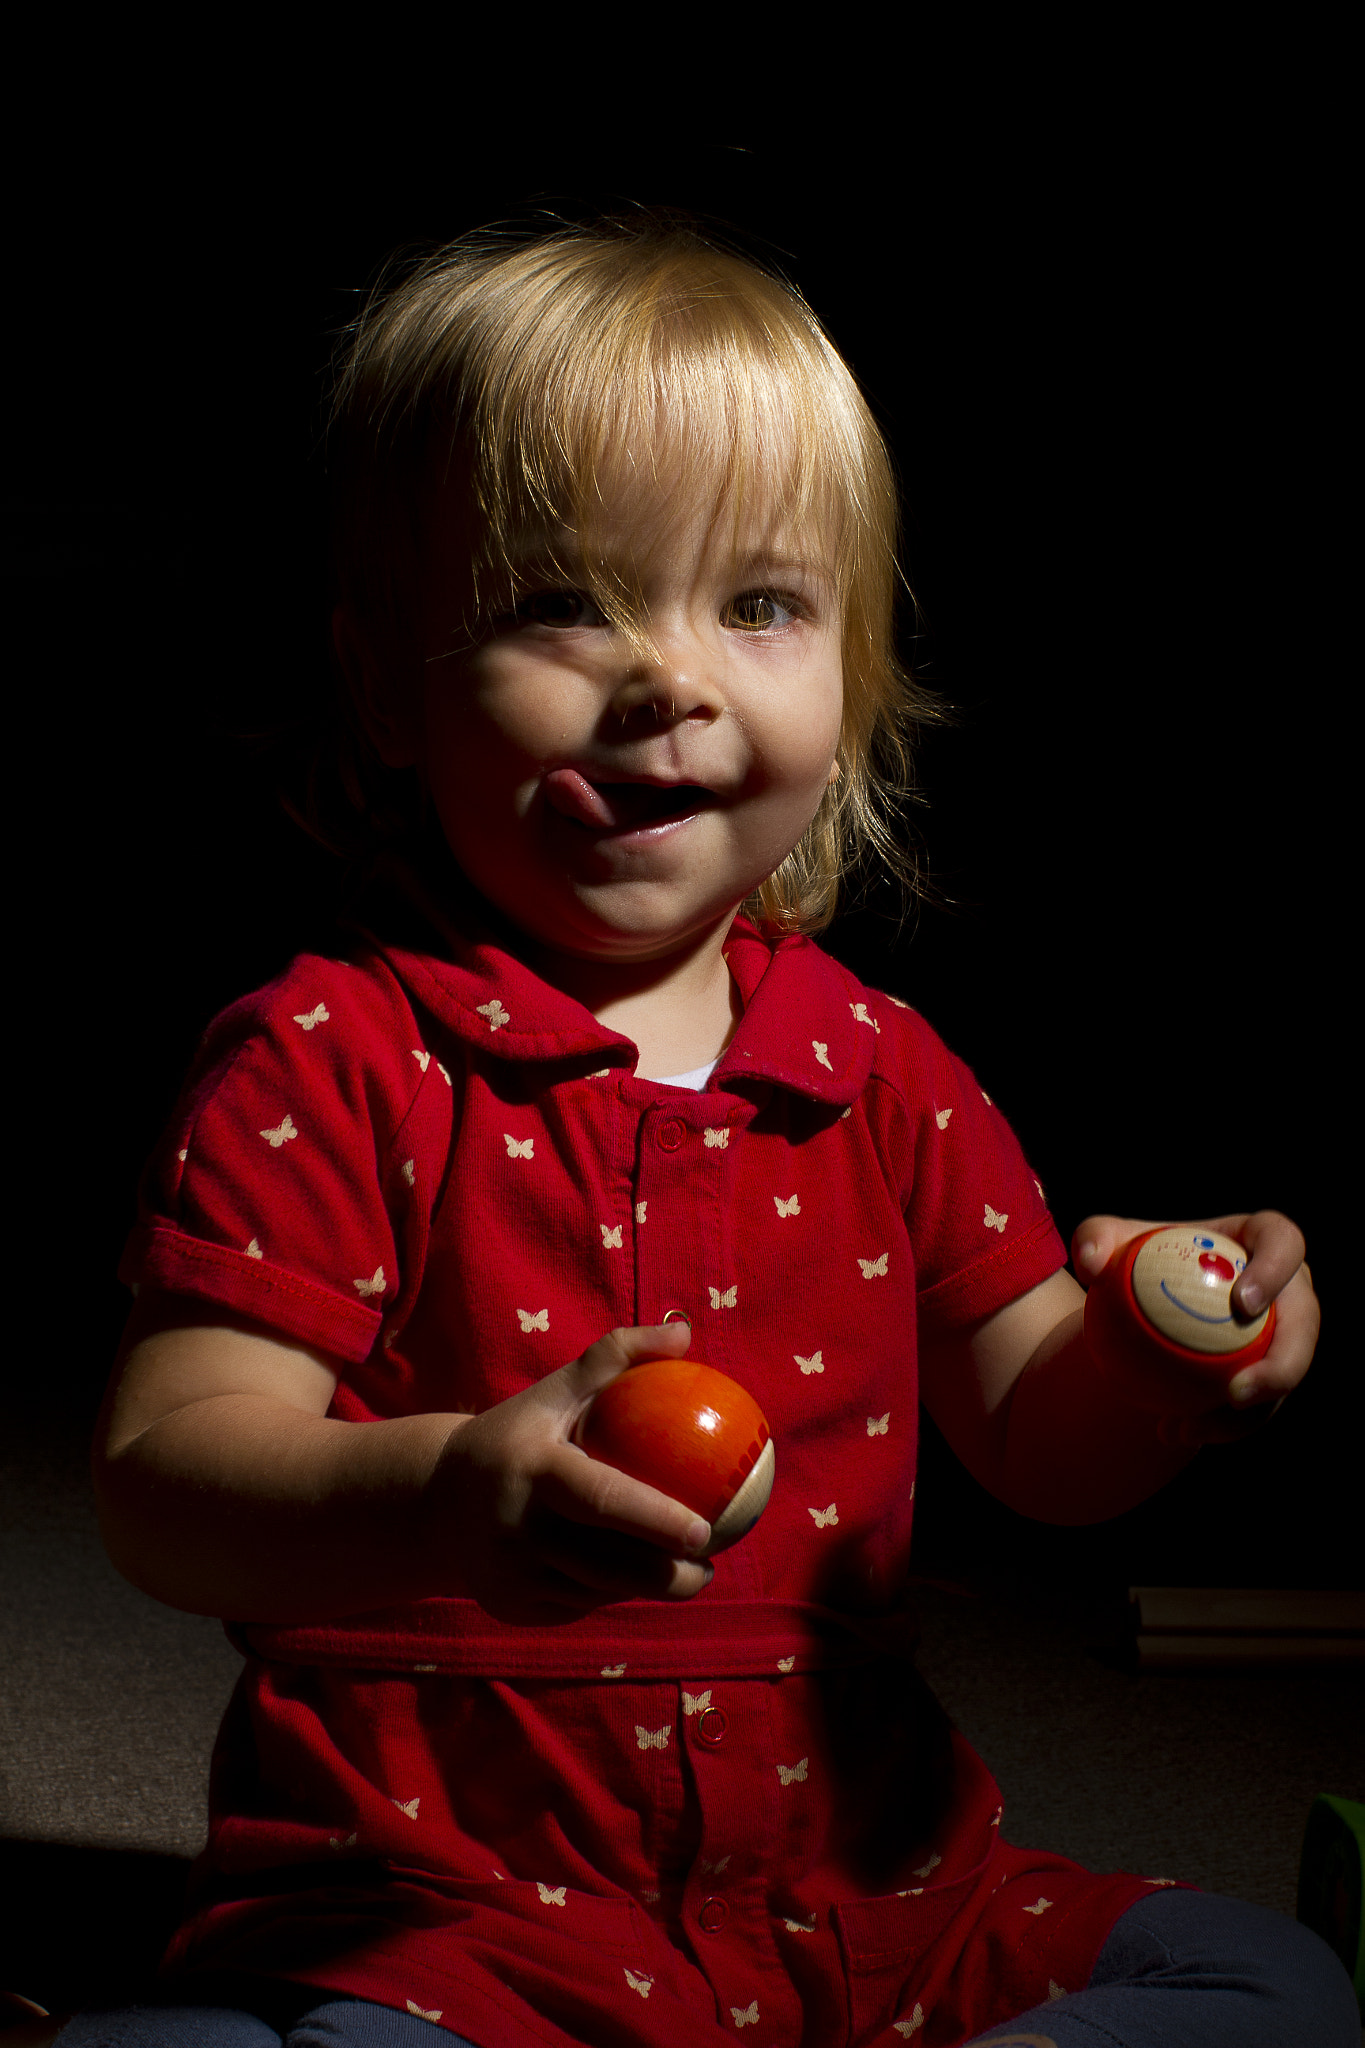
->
xmin=609 ymin=644 xmax=724 ymax=728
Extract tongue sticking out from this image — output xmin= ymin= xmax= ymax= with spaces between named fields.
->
xmin=544 ymin=769 xmax=620 ymax=827
xmin=543 ymin=769 xmax=702 ymax=831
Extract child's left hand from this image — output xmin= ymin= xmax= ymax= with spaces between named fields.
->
xmin=1072 ymin=1209 xmax=1320 ymax=1446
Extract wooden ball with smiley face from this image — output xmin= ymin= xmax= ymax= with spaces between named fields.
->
xmin=1083 ymin=1226 xmax=1277 ymax=1411
xmin=573 ymin=1357 xmax=775 ymax=1556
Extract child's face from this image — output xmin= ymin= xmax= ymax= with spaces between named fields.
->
xmin=409 ymin=474 xmax=844 ymax=970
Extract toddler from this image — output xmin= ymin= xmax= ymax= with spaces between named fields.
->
xmin=67 ymin=216 xmax=1352 ymax=2047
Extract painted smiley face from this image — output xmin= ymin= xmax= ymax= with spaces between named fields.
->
xmin=1129 ymin=1229 xmax=1271 ymax=1354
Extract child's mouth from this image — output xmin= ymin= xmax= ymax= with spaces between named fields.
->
xmin=544 ymin=769 xmax=713 ymax=833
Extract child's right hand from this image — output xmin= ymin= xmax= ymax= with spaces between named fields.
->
xmin=424 ymin=1319 xmax=715 ymax=1623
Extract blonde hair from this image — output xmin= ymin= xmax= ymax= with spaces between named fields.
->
xmin=326 ymin=212 xmax=942 ymax=931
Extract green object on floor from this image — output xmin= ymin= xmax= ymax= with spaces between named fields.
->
xmin=1297 ymin=1792 xmax=1365 ymax=2013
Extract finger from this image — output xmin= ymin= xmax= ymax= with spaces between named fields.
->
xmin=1198 ymin=1210 xmax=1308 ymax=1320
xmin=1223 ymin=1263 xmax=1320 ymax=1409
xmin=1070 ymin=1216 xmax=1161 ymax=1286
xmin=547 ymin=1319 xmax=694 ymax=1417
xmin=537 ymin=1438 xmax=712 ymax=1558
xmin=529 ymin=1521 xmax=714 ymax=1602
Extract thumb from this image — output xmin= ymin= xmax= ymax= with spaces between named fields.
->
xmin=548 ymin=1318 xmax=694 ymax=1429
xmin=1071 ymin=1216 xmax=1161 ymax=1288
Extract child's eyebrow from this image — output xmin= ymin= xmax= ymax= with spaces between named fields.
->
xmin=502 ymin=537 xmax=832 ymax=589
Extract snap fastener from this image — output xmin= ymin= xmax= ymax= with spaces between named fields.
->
xmin=696 ymin=1707 xmax=727 ymax=1746
xmin=697 ymin=1895 xmax=728 ymax=1932
xmin=658 ymin=1119 xmax=685 ymax=1151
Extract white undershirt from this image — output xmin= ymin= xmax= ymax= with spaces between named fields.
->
xmin=653 ymin=1059 xmax=721 ymax=1092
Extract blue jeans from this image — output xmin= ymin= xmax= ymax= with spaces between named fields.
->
xmin=56 ymin=1888 xmax=1359 ymax=2046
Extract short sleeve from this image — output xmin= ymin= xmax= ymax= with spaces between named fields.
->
xmin=873 ymin=1002 xmax=1067 ymax=1334
xmin=118 ymin=954 xmax=454 ymax=1365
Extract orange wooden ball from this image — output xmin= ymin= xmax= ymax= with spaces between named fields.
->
xmin=573 ymin=1357 xmax=775 ymax=1556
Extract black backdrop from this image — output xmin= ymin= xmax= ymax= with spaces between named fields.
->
xmin=8 ymin=120 xmax=1349 ymax=1591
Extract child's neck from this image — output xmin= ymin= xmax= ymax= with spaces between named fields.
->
xmin=529 ymin=924 xmax=742 ymax=1082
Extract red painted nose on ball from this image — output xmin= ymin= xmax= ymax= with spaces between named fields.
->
xmin=1083 ymin=1226 xmax=1277 ymax=1412
xmin=573 ymin=1357 xmax=775 ymax=1557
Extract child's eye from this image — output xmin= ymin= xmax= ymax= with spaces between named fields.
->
xmin=722 ymin=590 xmax=804 ymax=632
xmin=514 ymin=588 xmax=604 ymax=629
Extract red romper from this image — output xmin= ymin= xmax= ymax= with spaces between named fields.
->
xmin=119 ymin=915 xmax=1172 ymax=2047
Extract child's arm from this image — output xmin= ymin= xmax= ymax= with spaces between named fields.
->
xmin=919 ymin=1209 xmax=1319 ymax=1523
xmin=93 ymin=1298 xmax=712 ymax=1623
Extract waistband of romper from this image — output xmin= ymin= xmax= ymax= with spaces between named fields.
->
xmin=233 ymin=1597 xmax=921 ymax=1680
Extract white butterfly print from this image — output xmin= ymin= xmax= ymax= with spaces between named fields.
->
xmin=517 ymin=1308 xmax=549 ymax=1333
xmin=848 ymin=1002 xmax=880 ymax=1033
xmin=329 ymin=1832 xmax=357 ymax=1851
xmin=391 ymin=1797 xmax=420 ymax=1820
xmin=435 ymin=1061 xmax=451 ymax=1085
xmin=413 ymin=1664 xmax=437 ymax=1674
xmin=293 ymin=1003 xmax=329 ymax=1030
xmin=796 ymin=1351 xmax=824 ymax=1374
xmin=588 ymin=1067 xmax=612 ymax=1079
xmin=641 ymin=1888 xmax=661 ymax=1903
xmin=635 ymin=1201 xmax=647 ymax=1225
xmin=411 ymin=1049 xmax=430 ymax=1073
xmin=700 ymin=1853 xmax=731 ymax=1875
xmin=1034 ymin=1178 xmax=1046 ymax=1202
xmin=888 ymin=993 xmax=911 ymax=1008
xmin=858 ymin=1253 xmax=888 ymax=1278
xmin=406 ymin=2002 xmax=442 ymax=2022
xmin=703 ymin=1127 xmax=730 ymax=1149
xmin=601 ymin=1663 xmax=626 ymax=1678
xmin=476 ymin=999 xmax=510 ymax=1032
xmin=776 ymin=1758 xmax=809 ymax=1785
xmin=981 ymin=1089 xmax=993 ymax=1105
xmin=353 ymin=1267 xmax=386 ymax=1299
xmin=782 ymin=1913 xmax=816 ymax=1933
xmin=808 ymin=1504 xmax=838 ymax=1528
xmin=624 ymin=1969 xmax=654 ymax=1999
xmin=774 ymin=1194 xmax=801 ymax=1217
xmin=841 ymin=1106 xmax=852 ymax=1119
xmin=777 ymin=1656 xmax=795 ymax=1672
xmin=893 ymin=2005 xmax=924 ymax=2037
xmin=896 ymin=1887 xmax=924 ymax=1897
xmin=984 ymin=1204 xmax=1008 ymax=1233
xmin=1023 ymin=1897 xmax=1054 ymax=1915
xmin=246 ymin=1238 xmax=263 ymax=1260
xmin=260 ymin=1114 xmax=298 ymax=1149
xmin=935 ymin=1107 xmax=952 ymax=1130
xmin=401 ymin=1159 xmax=415 ymax=1187
xmin=731 ymin=2002 xmax=759 ymax=2028
xmin=1143 ymin=1878 xmax=1178 ymax=1887
xmin=812 ymin=1040 xmax=833 ymax=1071
xmin=709 ymin=1285 xmax=737 ymax=1309
xmin=1048 ymin=1981 xmax=1067 ymax=2001
xmin=912 ymin=1851 xmax=941 ymax=1878
xmin=599 ymin=1224 xmax=623 ymax=1249
xmin=503 ymin=1134 xmax=534 ymax=1159
xmin=178 ymin=1148 xmax=188 ymax=1162
xmin=990 ymin=1804 xmax=1002 ymax=1827
xmin=682 ymin=1690 xmax=712 ymax=1716
xmin=867 ymin=1413 xmax=890 ymax=1436
xmin=635 ymin=1724 xmax=671 ymax=1750
xmin=536 ymin=1882 xmax=567 ymax=1906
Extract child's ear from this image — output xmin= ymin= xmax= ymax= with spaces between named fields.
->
xmin=333 ymin=606 xmax=421 ymax=769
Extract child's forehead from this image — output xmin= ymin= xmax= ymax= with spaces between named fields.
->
xmin=428 ymin=448 xmax=836 ymax=587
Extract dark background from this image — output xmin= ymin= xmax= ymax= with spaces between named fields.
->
xmin=7 ymin=110 xmax=1350 ymax=1593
